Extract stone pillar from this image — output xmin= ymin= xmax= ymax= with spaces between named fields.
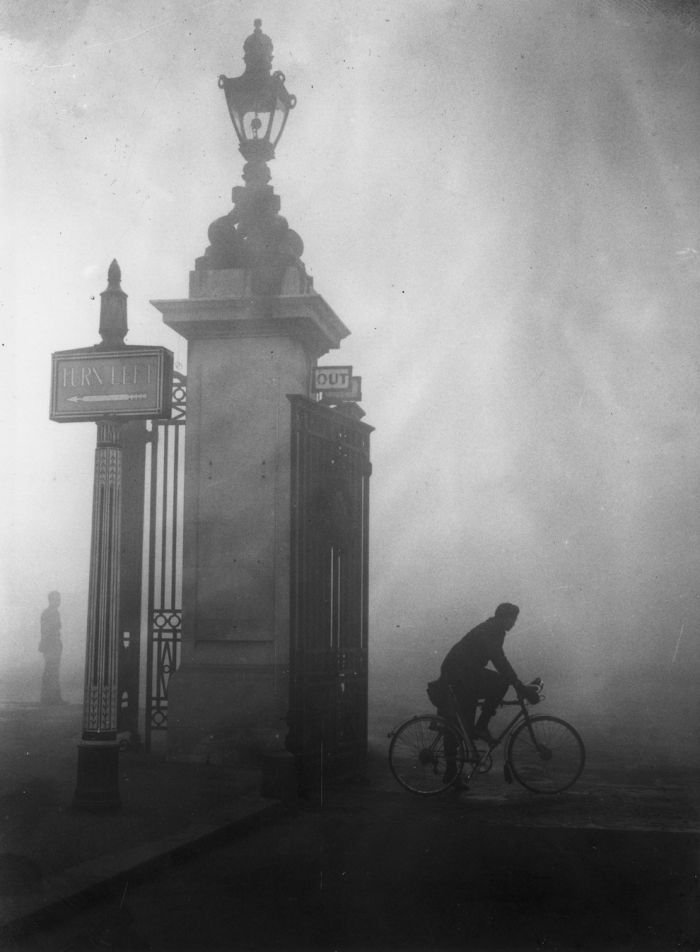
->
xmin=74 ymin=420 xmax=122 ymax=809
xmin=151 ymin=266 xmax=348 ymax=764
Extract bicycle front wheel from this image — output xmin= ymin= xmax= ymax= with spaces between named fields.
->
xmin=388 ymin=715 xmax=466 ymax=795
xmin=506 ymin=715 xmax=585 ymax=794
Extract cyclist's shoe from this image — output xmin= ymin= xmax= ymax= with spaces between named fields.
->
xmin=443 ymin=762 xmax=459 ymax=785
xmin=472 ymin=727 xmax=496 ymax=746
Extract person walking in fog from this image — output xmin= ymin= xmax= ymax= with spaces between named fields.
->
xmin=436 ymin=602 xmax=539 ymax=782
xmin=39 ymin=591 xmax=64 ymax=705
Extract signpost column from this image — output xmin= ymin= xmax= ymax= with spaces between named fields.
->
xmin=50 ymin=260 xmax=172 ymax=810
xmin=75 ymin=419 xmax=123 ymax=809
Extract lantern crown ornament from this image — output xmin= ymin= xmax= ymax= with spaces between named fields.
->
xmin=196 ymin=20 xmax=306 ymax=295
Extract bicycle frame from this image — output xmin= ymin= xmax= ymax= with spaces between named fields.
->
xmin=446 ymin=686 xmax=536 ymax=784
xmin=388 ymin=677 xmax=584 ymax=796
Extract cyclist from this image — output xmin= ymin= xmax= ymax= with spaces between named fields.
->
xmin=436 ymin=602 xmax=539 ymax=781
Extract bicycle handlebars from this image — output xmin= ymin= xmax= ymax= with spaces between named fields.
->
xmin=530 ymin=676 xmax=544 ymax=696
xmin=502 ymin=677 xmax=544 ymax=706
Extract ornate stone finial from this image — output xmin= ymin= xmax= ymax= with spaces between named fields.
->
xmin=98 ymin=259 xmax=128 ymax=348
xmin=107 ymin=259 xmax=122 ymax=288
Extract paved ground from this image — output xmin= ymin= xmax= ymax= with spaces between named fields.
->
xmin=0 ymin=702 xmax=699 ymax=951
xmin=0 ymin=703 xmax=277 ymax=939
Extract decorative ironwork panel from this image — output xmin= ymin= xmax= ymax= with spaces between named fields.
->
xmin=288 ymin=396 xmax=372 ymax=788
xmin=169 ymin=371 xmax=187 ymax=422
xmin=145 ymin=372 xmax=186 ymax=751
xmin=148 ymin=609 xmax=182 ymax=733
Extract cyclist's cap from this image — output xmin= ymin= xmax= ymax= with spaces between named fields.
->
xmin=495 ymin=602 xmax=519 ymax=619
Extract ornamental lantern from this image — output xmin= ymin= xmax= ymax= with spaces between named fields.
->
xmin=196 ymin=19 xmax=305 ymax=289
xmin=218 ymin=19 xmax=297 ymax=166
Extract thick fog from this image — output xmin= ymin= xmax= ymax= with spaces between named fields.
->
xmin=2 ymin=1 xmax=699 ymax=762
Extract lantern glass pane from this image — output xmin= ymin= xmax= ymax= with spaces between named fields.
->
xmin=267 ymin=107 xmax=287 ymax=147
xmin=230 ymin=108 xmax=245 ymax=143
xmin=242 ymin=109 xmax=273 ymax=141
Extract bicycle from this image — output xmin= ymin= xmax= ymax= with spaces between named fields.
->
xmin=387 ymin=679 xmax=585 ymax=796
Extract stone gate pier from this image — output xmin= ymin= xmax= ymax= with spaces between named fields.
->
xmin=152 ymin=268 xmax=349 ymax=763
xmin=151 ymin=21 xmax=370 ymax=779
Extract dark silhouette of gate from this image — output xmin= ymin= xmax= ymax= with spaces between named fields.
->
xmin=287 ymin=396 xmax=372 ymax=789
xmin=144 ymin=371 xmax=186 ymax=751
xmin=139 ymin=381 xmax=371 ymax=772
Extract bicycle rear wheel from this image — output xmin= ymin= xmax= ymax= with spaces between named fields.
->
xmin=506 ymin=715 xmax=585 ymax=793
xmin=388 ymin=715 xmax=466 ymax=795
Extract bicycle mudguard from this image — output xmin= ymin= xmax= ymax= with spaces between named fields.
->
xmin=387 ymin=715 xmax=434 ymax=738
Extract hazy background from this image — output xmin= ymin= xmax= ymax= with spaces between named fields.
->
xmin=2 ymin=0 xmax=699 ymax=762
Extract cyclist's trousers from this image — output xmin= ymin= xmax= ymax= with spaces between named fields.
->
xmin=440 ymin=670 xmax=509 ymax=760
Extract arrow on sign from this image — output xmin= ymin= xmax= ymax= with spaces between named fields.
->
xmin=67 ymin=393 xmax=148 ymax=403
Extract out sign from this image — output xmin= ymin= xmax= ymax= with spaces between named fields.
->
xmin=312 ymin=366 xmax=353 ymax=392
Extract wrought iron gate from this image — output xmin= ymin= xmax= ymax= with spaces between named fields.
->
xmin=288 ymin=395 xmax=372 ymax=788
xmin=144 ymin=371 xmax=186 ymax=751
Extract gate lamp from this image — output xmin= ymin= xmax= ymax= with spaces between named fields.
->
xmin=196 ymin=19 xmax=305 ymax=288
xmin=218 ymin=19 xmax=297 ymax=170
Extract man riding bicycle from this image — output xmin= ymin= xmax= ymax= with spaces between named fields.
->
xmin=435 ymin=603 xmax=539 ymax=780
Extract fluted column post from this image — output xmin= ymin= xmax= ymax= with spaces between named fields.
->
xmin=73 ymin=259 xmax=128 ymax=812
xmin=50 ymin=259 xmax=172 ymax=808
xmin=73 ymin=419 xmax=123 ymax=809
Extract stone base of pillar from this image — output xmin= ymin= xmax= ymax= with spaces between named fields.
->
xmin=166 ymin=663 xmax=290 ymax=766
xmin=73 ymin=740 xmax=121 ymax=811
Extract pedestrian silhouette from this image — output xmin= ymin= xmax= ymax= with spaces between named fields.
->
xmin=39 ymin=591 xmax=64 ymax=705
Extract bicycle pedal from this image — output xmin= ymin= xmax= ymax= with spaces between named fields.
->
xmin=503 ymin=763 xmax=513 ymax=784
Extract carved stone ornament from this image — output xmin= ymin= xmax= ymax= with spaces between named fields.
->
xmin=196 ymin=20 xmax=306 ymax=295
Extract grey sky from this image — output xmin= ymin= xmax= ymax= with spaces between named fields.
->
xmin=2 ymin=1 xmax=699 ymax=731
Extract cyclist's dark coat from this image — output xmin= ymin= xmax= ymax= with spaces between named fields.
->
xmin=440 ymin=615 xmax=519 ymax=688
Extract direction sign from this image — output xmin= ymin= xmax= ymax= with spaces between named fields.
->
xmin=50 ymin=347 xmax=173 ymax=422
xmin=312 ymin=365 xmax=353 ymax=393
